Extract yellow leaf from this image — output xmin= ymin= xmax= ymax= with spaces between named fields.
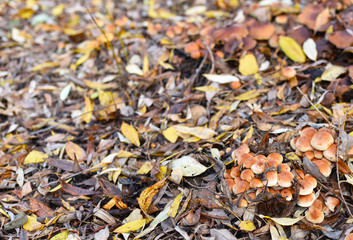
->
xmin=279 ymin=36 xmax=306 ymax=63
xmin=121 ymin=122 xmax=140 ymax=147
xmin=52 ymin=3 xmax=65 ymax=16
xmin=24 ymin=150 xmax=48 ymax=165
xmin=65 ymin=141 xmax=86 ymax=162
xmin=235 ymin=89 xmax=268 ymax=101
xmin=32 ymin=61 xmax=60 ymax=71
xmin=138 ymin=178 xmax=166 ymax=213
xmin=113 ymin=219 xmax=148 ymax=233
xmin=137 ymin=161 xmax=154 ymax=174
xmin=321 ymin=65 xmax=346 ymax=81
xmin=81 ymin=95 xmax=94 ymax=123
xmin=168 ymin=193 xmax=182 ymax=217
xmin=50 ymin=230 xmax=69 ymax=240
xmin=18 ymin=8 xmax=34 ymax=19
xmin=194 ymin=86 xmax=220 ymax=92
xmin=23 ymin=214 xmax=43 ymax=231
xmin=239 ymin=54 xmax=258 ymax=76
xmin=156 ymin=166 xmax=167 ymax=180
xmin=156 ymin=8 xmax=177 ymax=19
xmin=83 ymin=79 xmax=118 ymax=90
xmin=162 ymin=127 xmax=178 ymax=143
xmin=143 ymin=55 xmax=149 ymax=75
xmin=239 ymin=220 xmax=256 ymax=231
xmin=173 ymin=125 xmax=217 ymax=140
xmin=242 ymin=125 xmax=253 ymax=143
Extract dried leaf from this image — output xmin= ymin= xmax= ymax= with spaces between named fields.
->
xmin=59 ymin=178 xmax=96 ymax=196
xmin=239 ymin=220 xmax=256 ymax=231
xmin=163 ymin=126 xmax=178 ymax=143
xmin=137 ymin=161 xmax=154 ymax=174
xmin=65 ymin=141 xmax=86 ymax=162
xmin=32 ymin=61 xmax=60 ymax=71
xmin=168 ymin=193 xmax=182 ymax=217
xmin=203 ymin=74 xmax=239 ymax=84
xmin=94 ymin=226 xmax=109 ymax=240
xmin=172 ymin=155 xmax=207 ymax=177
xmin=239 ymin=54 xmax=258 ymax=76
xmin=173 ymin=125 xmax=217 ymax=140
xmin=303 ymin=38 xmax=317 ymax=61
xmin=50 ymin=231 xmax=69 ymax=240
xmin=121 ymin=122 xmax=140 ymax=147
xmin=314 ymin=8 xmax=330 ymax=33
xmin=279 ymin=36 xmax=306 ymax=63
xmin=210 ymin=229 xmax=237 ymax=240
xmin=138 ymin=178 xmax=166 ymax=214
xmin=321 ymin=65 xmax=346 ymax=81
xmin=259 ymin=214 xmax=305 ymax=226
xmin=23 ymin=214 xmax=43 ymax=231
xmin=113 ymin=219 xmax=148 ymax=233
xmin=235 ymin=89 xmax=268 ymax=101
xmin=23 ymin=150 xmax=48 ymax=165
xmin=81 ymin=95 xmax=94 ymax=123
xmin=194 ymin=86 xmax=220 ymax=92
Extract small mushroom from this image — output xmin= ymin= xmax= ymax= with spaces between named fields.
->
xmin=230 ymin=166 xmax=241 ymax=178
xmin=296 ymin=136 xmax=314 ymax=152
xmin=305 ymin=199 xmax=324 ymax=224
xmin=312 ymin=159 xmax=332 ymax=177
xmin=298 ymin=179 xmax=314 ymax=195
xmin=250 ymin=178 xmax=264 ymax=188
xmin=311 ymin=131 xmax=334 ymax=151
xmin=264 ymin=171 xmax=278 ymax=187
xmin=300 ymin=127 xmax=317 ymax=138
xmin=278 ymin=171 xmax=294 ymax=187
xmin=325 ymin=196 xmax=340 ymax=212
xmin=280 ymin=188 xmax=293 ymax=201
xmin=251 ymin=159 xmax=267 ymax=174
xmin=323 ymin=144 xmax=337 ymax=162
xmin=298 ymin=192 xmax=316 ymax=207
xmin=240 ymin=169 xmax=255 ymax=182
xmin=233 ymin=180 xmax=250 ymax=194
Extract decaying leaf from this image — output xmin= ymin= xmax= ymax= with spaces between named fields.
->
xmin=65 ymin=141 xmax=86 ymax=162
xmin=303 ymin=38 xmax=317 ymax=61
xmin=173 ymin=125 xmax=217 ymax=140
xmin=113 ymin=219 xmax=148 ymax=233
xmin=203 ymin=74 xmax=239 ymax=84
xmin=138 ymin=178 xmax=167 ymax=214
xmin=321 ymin=65 xmax=346 ymax=81
xmin=172 ymin=155 xmax=207 ymax=177
xmin=259 ymin=214 xmax=305 ymax=226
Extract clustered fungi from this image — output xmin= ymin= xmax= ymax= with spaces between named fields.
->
xmin=225 ymin=126 xmax=341 ymax=224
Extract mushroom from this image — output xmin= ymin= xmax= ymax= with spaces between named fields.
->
xmin=323 ymin=144 xmax=337 ymax=162
xmin=305 ymin=199 xmax=324 ymax=224
xmin=344 ymin=233 xmax=353 ymax=240
xmin=281 ymin=67 xmax=296 ymax=79
xmin=318 ymin=127 xmax=336 ymax=137
xmin=238 ymin=153 xmax=255 ymax=167
xmin=240 ymin=169 xmax=255 ymax=182
xmin=251 ymin=159 xmax=267 ymax=174
xmin=298 ymin=192 xmax=316 ymax=207
xmin=238 ymin=197 xmax=248 ymax=208
xmin=296 ymin=136 xmax=314 ymax=152
xmin=311 ymin=131 xmax=334 ymax=151
xmin=314 ymin=150 xmax=323 ymax=159
xmin=231 ymin=144 xmax=250 ymax=160
xmin=278 ymin=171 xmax=294 ymax=187
xmin=233 ymin=180 xmax=250 ymax=194
xmin=304 ymin=174 xmax=317 ymax=188
xmin=250 ymin=178 xmax=264 ymax=188
xmin=312 ymin=160 xmax=332 ymax=177
xmin=242 ymin=154 xmax=257 ymax=168
xmin=300 ymin=127 xmax=317 ymax=138
xmin=304 ymin=150 xmax=315 ymax=160
xmin=277 ymin=163 xmax=291 ymax=173
xmin=225 ymin=178 xmax=235 ymax=190
xmin=264 ymin=171 xmax=278 ymax=187
xmin=325 ymin=196 xmax=340 ymax=212
xmin=290 ymin=136 xmax=299 ymax=150
xmin=224 ymin=169 xmax=232 ymax=179
xmin=298 ymin=179 xmax=314 ymax=195
xmin=230 ymin=166 xmax=241 ymax=178
xmin=280 ymin=188 xmax=293 ymax=201
xmin=267 ymin=153 xmax=283 ymax=164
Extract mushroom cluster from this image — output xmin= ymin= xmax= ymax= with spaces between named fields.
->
xmin=290 ymin=126 xmax=337 ymax=177
xmin=224 ymin=142 xmax=340 ymax=224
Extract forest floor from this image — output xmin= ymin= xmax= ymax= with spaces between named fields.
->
xmin=1 ymin=0 xmax=353 ymax=239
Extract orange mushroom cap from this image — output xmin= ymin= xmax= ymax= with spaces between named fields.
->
xmin=311 ymin=131 xmax=334 ymax=151
xmin=300 ymin=127 xmax=317 ymax=138
xmin=225 ymin=178 xmax=235 ymax=190
xmin=298 ymin=179 xmax=314 ymax=195
xmin=313 ymin=159 xmax=332 ymax=177
xmin=240 ymin=169 xmax=255 ymax=182
xmin=238 ymin=153 xmax=256 ymax=168
xmin=278 ymin=171 xmax=294 ymax=187
xmin=280 ymin=188 xmax=293 ymax=201
xmin=290 ymin=136 xmax=299 ymax=150
xmin=264 ymin=171 xmax=278 ymax=187
xmin=325 ymin=196 xmax=340 ymax=212
xmin=298 ymin=192 xmax=316 ymax=207
xmin=277 ymin=163 xmax=291 ymax=173
xmin=233 ymin=180 xmax=250 ymax=194
xmin=304 ymin=151 xmax=315 ymax=160
xmin=250 ymin=178 xmax=264 ymax=188
xmin=296 ymin=136 xmax=314 ymax=152
xmin=251 ymin=159 xmax=267 ymax=174
xmin=267 ymin=153 xmax=283 ymax=164
xmin=281 ymin=67 xmax=296 ymax=79
xmin=323 ymin=144 xmax=337 ymax=162
xmin=305 ymin=199 xmax=324 ymax=224
xmin=314 ymin=150 xmax=323 ymax=159
xmin=304 ymin=174 xmax=317 ymax=189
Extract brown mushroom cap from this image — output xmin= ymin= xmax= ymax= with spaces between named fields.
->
xmin=296 ymin=136 xmax=314 ymax=152
xmin=233 ymin=180 xmax=250 ymax=194
xmin=281 ymin=67 xmax=296 ymax=79
xmin=311 ymin=131 xmax=334 ymax=151
xmin=255 ymin=154 xmax=267 ymax=161
xmin=304 ymin=151 xmax=315 ymax=160
xmin=264 ymin=171 xmax=278 ymax=187
xmin=295 ymin=169 xmax=305 ymax=179
xmin=323 ymin=144 xmax=337 ymax=162
xmin=298 ymin=192 xmax=316 ymax=207
xmin=290 ymin=136 xmax=299 ymax=150
xmin=325 ymin=196 xmax=340 ymax=212
xmin=247 ymin=192 xmax=257 ymax=200
xmin=230 ymin=166 xmax=241 ymax=178
xmin=280 ymin=188 xmax=293 ymax=201
xmin=314 ymin=150 xmax=323 ymax=159
xmin=251 ymin=159 xmax=267 ymax=174
xmin=304 ymin=174 xmax=317 ymax=189
xmin=238 ymin=197 xmax=248 ymax=208
xmin=300 ymin=127 xmax=317 ymax=138
xmin=298 ymin=179 xmax=314 ymax=195
xmin=240 ymin=169 xmax=255 ymax=182
xmin=295 ymin=149 xmax=303 ymax=157
xmin=267 ymin=153 xmax=283 ymax=164
xmin=277 ymin=163 xmax=291 ymax=173
xmin=267 ymin=158 xmax=280 ymax=168
xmin=318 ymin=127 xmax=336 ymax=138
xmin=249 ymin=22 xmax=276 ymax=40
xmin=224 ymin=169 xmax=232 ymax=179
xmin=250 ymin=178 xmax=264 ymax=188
xmin=344 ymin=233 xmax=353 ymax=240
xmin=313 ymin=160 xmax=332 ymax=177
xmin=269 ymin=188 xmax=280 ymax=195
xmin=278 ymin=171 xmax=294 ymax=187
xmin=305 ymin=199 xmax=324 ymax=224
xmin=232 ymin=144 xmax=250 ymax=160
xmin=238 ymin=153 xmax=256 ymax=168
xmin=242 ymin=154 xmax=257 ymax=168
xmin=225 ymin=178 xmax=235 ymax=190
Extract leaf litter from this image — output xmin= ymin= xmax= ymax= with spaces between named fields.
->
xmin=1 ymin=0 xmax=353 ymax=239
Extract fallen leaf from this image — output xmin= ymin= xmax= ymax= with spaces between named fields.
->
xmin=173 ymin=125 xmax=217 ymax=140
xmin=239 ymin=220 xmax=256 ymax=231
xmin=321 ymin=65 xmax=346 ymax=81
xmin=81 ymin=95 xmax=94 ymax=123
xmin=239 ymin=54 xmax=259 ymax=76
xmin=59 ymin=178 xmax=96 ymax=196
xmin=138 ymin=178 xmax=167 ymax=214
xmin=121 ymin=122 xmax=140 ymax=147
xmin=303 ymin=38 xmax=317 ymax=61
xmin=50 ymin=230 xmax=69 ymax=240
xmin=113 ymin=219 xmax=148 ymax=233
xmin=259 ymin=214 xmax=305 ymax=226
xmin=235 ymin=89 xmax=268 ymax=101
xmin=172 ymin=155 xmax=207 ymax=177
xmin=279 ymin=36 xmax=306 ymax=63
xmin=163 ymin=126 xmax=178 ymax=143
xmin=23 ymin=214 xmax=43 ymax=231
xmin=168 ymin=193 xmax=182 ymax=217
xmin=23 ymin=150 xmax=48 ymax=165
xmin=65 ymin=141 xmax=86 ymax=162
xmin=203 ymin=74 xmax=239 ymax=84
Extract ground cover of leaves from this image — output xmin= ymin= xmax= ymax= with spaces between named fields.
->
xmin=1 ymin=0 xmax=353 ymax=239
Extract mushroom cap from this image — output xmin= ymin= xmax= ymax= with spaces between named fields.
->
xmin=281 ymin=67 xmax=296 ymax=79
xmin=225 ymin=178 xmax=235 ymax=190
xmin=295 ymin=169 xmax=305 ymax=179
xmin=296 ymin=136 xmax=314 ymax=152
xmin=250 ymin=178 xmax=264 ymax=188
xmin=318 ymin=127 xmax=336 ymax=138
xmin=231 ymin=144 xmax=250 ymax=160
xmin=280 ymin=188 xmax=293 ymax=201
xmin=313 ymin=160 xmax=332 ymax=177
xmin=298 ymin=192 xmax=316 ymax=207
xmin=278 ymin=171 xmax=294 ymax=187
xmin=242 ymin=154 xmax=257 ymax=168
xmin=240 ymin=169 xmax=255 ymax=182
xmin=304 ymin=174 xmax=317 ymax=188
xmin=238 ymin=197 xmax=248 ymax=208
xmin=233 ymin=180 xmax=250 ymax=194
xmin=230 ymin=166 xmax=241 ymax=178
xmin=276 ymin=15 xmax=288 ymax=24
xmin=305 ymin=208 xmax=324 ymax=224
xmin=344 ymin=233 xmax=353 ymax=240
xmin=249 ymin=22 xmax=276 ymax=40
xmin=323 ymin=144 xmax=337 ymax=162
xmin=314 ymin=150 xmax=323 ymax=159
xmin=298 ymin=179 xmax=314 ymax=195
xmin=304 ymin=151 xmax=315 ymax=160
xmin=247 ymin=192 xmax=257 ymax=200
xmin=267 ymin=158 xmax=280 ymax=168
xmin=295 ymin=149 xmax=303 ymax=156
xmin=311 ymin=131 xmax=334 ymax=151
xmin=277 ymin=163 xmax=291 ymax=173
xmin=255 ymin=154 xmax=267 ymax=161
xmin=267 ymin=153 xmax=283 ymax=164
xmin=300 ymin=127 xmax=317 ymax=138
xmin=238 ymin=153 xmax=256 ymax=167
xmin=224 ymin=169 xmax=232 ymax=179
xmin=251 ymin=159 xmax=267 ymax=174
xmin=269 ymin=188 xmax=280 ymax=195
xmin=264 ymin=171 xmax=278 ymax=187
xmin=325 ymin=196 xmax=340 ymax=212
xmin=290 ymin=136 xmax=299 ymax=150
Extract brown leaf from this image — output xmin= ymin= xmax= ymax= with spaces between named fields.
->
xmin=329 ymin=30 xmax=353 ymax=49
xmin=29 ymin=198 xmax=54 ymax=218
xmin=59 ymin=178 xmax=96 ymax=196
